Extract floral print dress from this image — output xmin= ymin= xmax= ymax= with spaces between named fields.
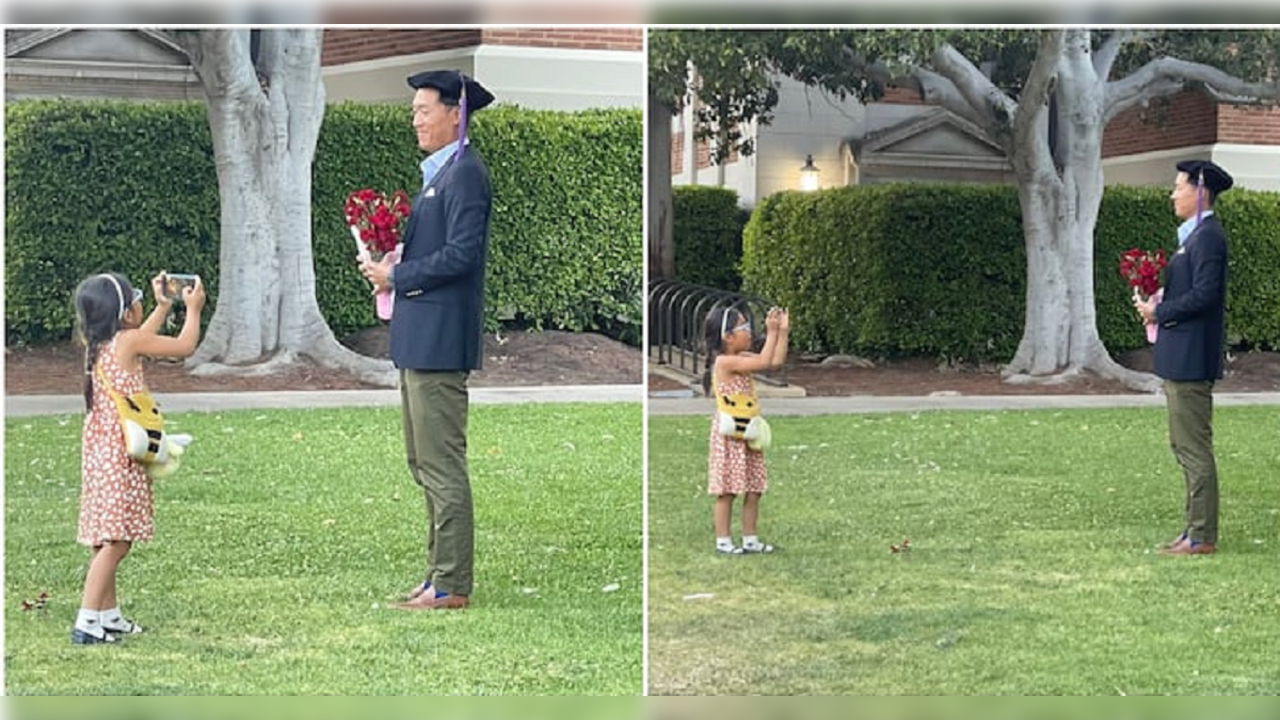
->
xmin=78 ymin=338 xmax=154 ymax=546
xmin=707 ymin=370 xmax=768 ymax=496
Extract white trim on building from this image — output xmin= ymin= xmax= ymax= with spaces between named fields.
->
xmin=1103 ymin=143 xmax=1280 ymax=192
xmin=322 ymin=43 xmax=643 ymax=112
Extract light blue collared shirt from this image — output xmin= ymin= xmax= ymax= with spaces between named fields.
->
xmin=419 ymin=139 xmax=464 ymax=190
xmin=1177 ymin=210 xmax=1213 ymax=247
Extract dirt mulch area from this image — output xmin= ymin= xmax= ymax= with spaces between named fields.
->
xmin=4 ymin=328 xmax=643 ymax=396
xmin=648 ymin=349 xmax=1280 ymax=397
xmin=8 ymin=329 xmax=1276 ymax=398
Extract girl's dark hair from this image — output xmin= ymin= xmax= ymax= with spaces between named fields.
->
xmin=74 ymin=272 xmax=134 ymax=411
xmin=702 ymin=306 xmax=741 ymax=395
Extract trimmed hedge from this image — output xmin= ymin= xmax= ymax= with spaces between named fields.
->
xmin=5 ymin=101 xmax=221 ymax=345
xmin=5 ymin=100 xmax=642 ymax=346
xmin=672 ymin=185 xmax=749 ymax=290
xmin=742 ymin=183 xmax=1280 ymax=361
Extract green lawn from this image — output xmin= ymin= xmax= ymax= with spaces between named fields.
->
xmin=648 ymin=406 xmax=1280 ymax=695
xmin=5 ymin=403 xmax=642 ymax=695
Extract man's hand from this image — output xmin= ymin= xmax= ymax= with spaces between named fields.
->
xmin=360 ymin=254 xmax=396 ymax=293
xmin=1133 ymin=288 xmax=1158 ymax=324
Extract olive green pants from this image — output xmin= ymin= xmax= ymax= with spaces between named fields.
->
xmin=1164 ymin=380 xmax=1218 ymax=544
xmin=400 ymin=370 xmax=473 ymax=596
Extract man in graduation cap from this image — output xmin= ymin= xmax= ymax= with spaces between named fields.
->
xmin=1135 ymin=159 xmax=1233 ymax=557
xmin=362 ymin=69 xmax=495 ymax=608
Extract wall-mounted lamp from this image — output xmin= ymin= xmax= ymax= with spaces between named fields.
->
xmin=799 ymin=154 xmax=820 ymax=192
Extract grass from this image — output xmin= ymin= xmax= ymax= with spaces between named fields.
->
xmin=647 ymin=406 xmax=1280 ymax=695
xmin=5 ymin=403 xmax=642 ymax=695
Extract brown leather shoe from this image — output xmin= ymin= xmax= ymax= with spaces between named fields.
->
xmin=1162 ymin=541 xmax=1216 ymax=555
xmin=391 ymin=592 xmax=470 ymax=611
xmin=426 ymin=594 xmax=470 ymax=610
xmin=404 ymin=582 xmax=431 ymax=601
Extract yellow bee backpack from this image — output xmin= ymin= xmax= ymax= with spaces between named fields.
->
xmin=714 ymin=375 xmax=772 ymax=451
xmin=95 ymin=363 xmax=190 ymax=474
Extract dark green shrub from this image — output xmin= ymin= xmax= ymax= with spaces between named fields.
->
xmin=6 ymin=100 xmax=642 ymax=346
xmin=672 ymin=185 xmax=748 ymax=290
xmin=742 ymin=183 xmax=1279 ymax=361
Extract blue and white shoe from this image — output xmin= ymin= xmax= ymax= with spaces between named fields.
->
xmin=71 ymin=627 xmax=117 ymax=645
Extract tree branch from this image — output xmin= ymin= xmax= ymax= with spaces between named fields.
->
xmin=911 ymin=68 xmax=997 ymax=134
xmin=1013 ymin=29 xmax=1065 ymax=169
xmin=931 ymin=43 xmax=1018 ymax=135
xmin=1093 ymin=29 xmax=1143 ymax=82
xmin=1105 ymin=56 xmax=1280 ymax=123
xmin=839 ymin=45 xmax=893 ymax=86
xmin=187 ymin=30 xmax=259 ymax=103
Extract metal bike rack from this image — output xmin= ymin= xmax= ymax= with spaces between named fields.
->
xmin=648 ymin=278 xmax=788 ymax=387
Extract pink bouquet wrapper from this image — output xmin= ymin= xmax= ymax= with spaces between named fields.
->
xmin=352 ymin=227 xmax=402 ymax=321
xmin=1143 ymin=288 xmax=1163 ymax=344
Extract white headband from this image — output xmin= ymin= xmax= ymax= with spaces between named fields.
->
xmin=98 ymin=273 xmax=128 ymax=319
xmin=721 ymin=307 xmax=735 ymax=338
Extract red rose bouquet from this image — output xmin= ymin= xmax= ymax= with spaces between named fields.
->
xmin=345 ymin=188 xmax=411 ymax=260
xmin=345 ymin=188 xmax=412 ymax=320
xmin=1119 ymin=248 xmax=1168 ymax=343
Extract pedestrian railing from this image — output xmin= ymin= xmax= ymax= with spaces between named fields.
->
xmin=647 ymin=278 xmax=788 ymax=387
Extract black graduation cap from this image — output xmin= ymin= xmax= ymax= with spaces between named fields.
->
xmin=1176 ymin=159 xmax=1234 ymax=196
xmin=406 ymin=70 xmax=495 ymax=111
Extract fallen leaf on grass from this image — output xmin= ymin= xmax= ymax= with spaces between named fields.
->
xmin=20 ymin=591 xmax=50 ymax=612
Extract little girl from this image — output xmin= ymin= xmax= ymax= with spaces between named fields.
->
xmin=71 ymin=271 xmax=205 ymax=644
xmin=702 ymin=305 xmax=789 ymax=555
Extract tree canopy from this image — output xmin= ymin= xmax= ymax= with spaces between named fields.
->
xmin=650 ymin=29 xmax=1280 ymax=164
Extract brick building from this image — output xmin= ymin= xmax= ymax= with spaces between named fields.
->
xmin=1100 ymin=89 xmax=1280 ymax=193
xmin=4 ymin=28 xmax=644 ymax=111
xmin=672 ymin=78 xmax=1280 ymax=204
xmin=320 ymin=28 xmax=642 ymax=110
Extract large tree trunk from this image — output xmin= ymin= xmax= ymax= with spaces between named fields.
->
xmin=648 ymin=93 xmax=675 ymax=280
xmin=173 ymin=30 xmax=396 ymax=386
xmin=923 ymin=29 xmax=1280 ymax=392
xmin=1003 ymin=169 xmax=1159 ymax=391
xmin=925 ymin=31 xmax=1161 ymax=391
xmin=1004 ymin=32 xmax=1158 ymax=391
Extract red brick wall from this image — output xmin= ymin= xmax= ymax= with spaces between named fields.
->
xmin=881 ymin=85 xmax=929 ymax=105
xmin=696 ymin=139 xmax=711 ymax=170
xmin=692 ymin=138 xmax=738 ymax=170
xmin=672 ymin=130 xmax=684 ymax=172
xmin=480 ymin=28 xmax=641 ymax=52
xmin=321 ymin=28 xmax=639 ymax=65
xmin=1102 ymin=90 xmax=1219 ymax=157
xmin=321 ymin=29 xmax=482 ymax=65
xmin=1218 ymin=102 xmax=1280 ymax=145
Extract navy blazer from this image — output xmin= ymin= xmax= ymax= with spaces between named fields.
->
xmin=1152 ymin=215 xmax=1228 ymax=382
xmin=389 ymin=148 xmax=492 ymax=371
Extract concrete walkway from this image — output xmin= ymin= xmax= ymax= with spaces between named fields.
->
xmin=649 ymin=392 xmax=1280 ymax=416
xmin=7 ymin=387 xmax=1277 ymax=418
xmin=4 ymin=385 xmax=645 ymax=418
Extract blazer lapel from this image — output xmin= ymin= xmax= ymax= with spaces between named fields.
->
xmin=402 ymin=154 xmax=461 ymax=250
xmin=421 ymin=153 xmax=460 ymax=197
